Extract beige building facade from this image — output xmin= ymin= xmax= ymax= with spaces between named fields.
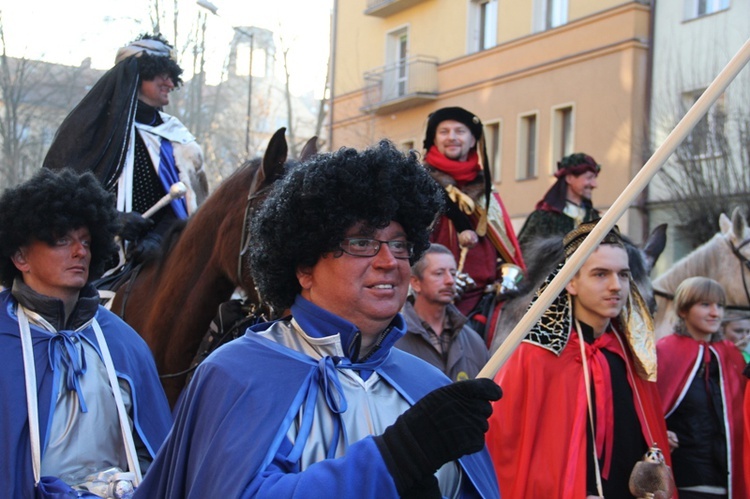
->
xmin=330 ymin=0 xmax=653 ymax=239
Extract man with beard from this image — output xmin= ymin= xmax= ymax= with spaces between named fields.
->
xmin=517 ymin=152 xmax=601 ymax=250
xmin=422 ymin=106 xmax=524 ymax=341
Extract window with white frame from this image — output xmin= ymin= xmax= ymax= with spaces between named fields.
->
xmin=683 ymin=0 xmax=730 ymax=20
xmin=551 ymin=105 xmax=574 ymax=172
xmin=484 ymin=121 xmax=502 ymax=182
xmin=682 ymin=89 xmax=726 ymax=158
xmin=469 ymin=0 xmax=498 ymax=53
xmin=384 ymin=28 xmax=409 ymax=101
xmin=533 ymin=0 xmax=568 ymax=32
xmin=517 ymin=113 xmax=538 ymax=180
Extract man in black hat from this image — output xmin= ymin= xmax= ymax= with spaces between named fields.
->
xmin=44 ymin=33 xmax=208 ymax=262
xmin=517 ymin=152 xmax=601 ymax=250
xmin=422 ymin=106 xmax=524 ymax=342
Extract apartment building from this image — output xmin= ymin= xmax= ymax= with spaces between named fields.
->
xmin=648 ymin=0 xmax=750 ymax=272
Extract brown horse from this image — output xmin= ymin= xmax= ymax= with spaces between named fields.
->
xmin=112 ymin=128 xmax=318 ymax=405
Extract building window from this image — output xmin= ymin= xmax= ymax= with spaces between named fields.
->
xmin=684 ymin=0 xmax=730 ymax=20
xmin=517 ymin=113 xmax=538 ymax=180
xmin=682 ymin=89 xmax=726 ymax=158
xmin=551 ymin=105 xmax=574 ymax=172
xmin=469 ymin=0 xmax=498 ymax=53
xmin=534 ymin=0 xmax=568 ymax=32
xmin=484 ymin=121 xmax=502 ymax=182
xmin=384 ymin=27 xmax=409 ymax=101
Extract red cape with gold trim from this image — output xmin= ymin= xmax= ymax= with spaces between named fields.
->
xmin=656 ymin=334 xmax=746 ymax=498
xmin=486 ymin=329 xmax=671 ymax=498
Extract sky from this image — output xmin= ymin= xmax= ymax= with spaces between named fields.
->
xmin=0 ymin=0 xmax=334 ymax=96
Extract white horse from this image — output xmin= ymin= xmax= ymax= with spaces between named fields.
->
xmin=652 ymin=208 xmax=750 ymax=340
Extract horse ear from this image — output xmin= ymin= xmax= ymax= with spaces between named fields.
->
xmin=642 ymin=223 xmax=667 ymax=272
xmin=719 ymin=212 xmax=732 ymax=235
xmin=299 ymin=137 xmax=318 ymax=162
xmin=731 ymin=206 xmax=747 ymax=240
xmin=251 ymin=128 xmax=289 ymax=193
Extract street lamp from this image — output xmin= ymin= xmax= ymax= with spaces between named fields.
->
xmin=197 ymin=0 xmax=254 ymax=157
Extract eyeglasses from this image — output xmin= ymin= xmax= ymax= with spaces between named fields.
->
xmin=339 ymin=238 xmax=414 ymax=259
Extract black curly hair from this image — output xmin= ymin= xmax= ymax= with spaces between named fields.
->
xmin=0 ymin=168 xmax=120 ymax=288
xmin=249 ymin=140 xmax=444 ymax=310
xmin=135 ymin=33 xmax=183 ymax=87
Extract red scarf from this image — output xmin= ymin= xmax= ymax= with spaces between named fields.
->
xmin=425 ymin=146 xmax=480 ymax=184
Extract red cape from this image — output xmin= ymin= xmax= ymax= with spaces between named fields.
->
xmin=486 ymin=329 xmax=671 ymax=498
xmin=656 ymin=334 xmax=746 ymax=497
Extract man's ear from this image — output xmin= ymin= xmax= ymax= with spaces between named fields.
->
xmin=11 ymin=249 xmax=30 ymax=273
xmin=565 ymin=279 xmax=577 ymax=297
xmin=296 ymin=266 xmax=313 ymax=290
xmin=410 ymin=274 xmax=421 ymax=294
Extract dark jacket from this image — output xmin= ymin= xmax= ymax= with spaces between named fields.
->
xmin=395 ymin=300 xmax=489 ymax=381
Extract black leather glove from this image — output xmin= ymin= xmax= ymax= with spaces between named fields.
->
xmin=401 ymin=474 xmax=441 ymax=499
xmin=374 ymin=378 xmax=502 ymax=495
xmin=118 ymin=212 xmax=154 ymax=242
xmin=126 ymin=234 xmax=161 ymax=263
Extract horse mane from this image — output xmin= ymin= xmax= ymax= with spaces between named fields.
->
xmin=513 ymin=235 xmax=565 ymax=295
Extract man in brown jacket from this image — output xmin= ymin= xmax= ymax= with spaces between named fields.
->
xmin=395 ymin=243 xmax=489 ymax=381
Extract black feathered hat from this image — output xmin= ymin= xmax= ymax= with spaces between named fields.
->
xmin=423 ymin=106 xmax=483 ymax=151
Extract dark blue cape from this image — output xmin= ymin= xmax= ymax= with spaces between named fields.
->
xmin=0 ymin=290 xmax=172 ymax=498
xmin=136 ymin=300 xmax=499 ymax=498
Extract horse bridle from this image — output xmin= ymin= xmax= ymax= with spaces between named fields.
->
xmin=653 ymin=235 xmax=750 ymax=312
xmin=728 ymin=235 xmax=750 ymax=309
xmin=160 ymin=184 xmax=274 ymax=382
xmin=237 ymin=185 xmax=273 ymax=286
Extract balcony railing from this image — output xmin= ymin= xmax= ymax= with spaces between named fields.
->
xmin=362 ymin=56 xmax=438 ymax=114
xmin=365 ymin=0 xmax=428 ymax=17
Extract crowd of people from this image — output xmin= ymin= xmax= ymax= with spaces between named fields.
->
xmin=1 ymin=31 xmax=747 ymax=499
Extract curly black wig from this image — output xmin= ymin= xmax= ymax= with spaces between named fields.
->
xmin=0 ymin=168 xmax=120 ymax=287
xmin=135 ymin=33 xmax=183 ymax=87
xmin=249 ymin=140 xmax=444 ymax=310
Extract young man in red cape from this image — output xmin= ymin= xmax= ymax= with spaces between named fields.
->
xmin=422 ymin=106 xmax=524 ymax=345
xmin=486 ymin=221 xmax=674 ymax=498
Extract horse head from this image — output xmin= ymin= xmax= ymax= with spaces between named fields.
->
xmin=652 ymin=207 xmax=750 ymax=339
xmin=238 ymin=128 xmax=318 ymax=298
xmin=718 ymin=207 xmax=750 ymax=305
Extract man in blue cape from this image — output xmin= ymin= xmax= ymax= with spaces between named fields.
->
xmin=135 ymin=140 xmax=503 ymax=498
xmin=0 ymin=168 xmax=172 ymax=497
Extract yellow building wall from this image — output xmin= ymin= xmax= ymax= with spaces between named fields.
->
xmin=331 ymin=1 xmax=652 ymax=237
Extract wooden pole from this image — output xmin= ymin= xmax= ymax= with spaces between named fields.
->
xmin=478 ymin=36 xmax=750 ymax=379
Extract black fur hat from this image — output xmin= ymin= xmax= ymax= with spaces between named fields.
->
xmin=423 ymin=107 xmax=483 ymax=151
